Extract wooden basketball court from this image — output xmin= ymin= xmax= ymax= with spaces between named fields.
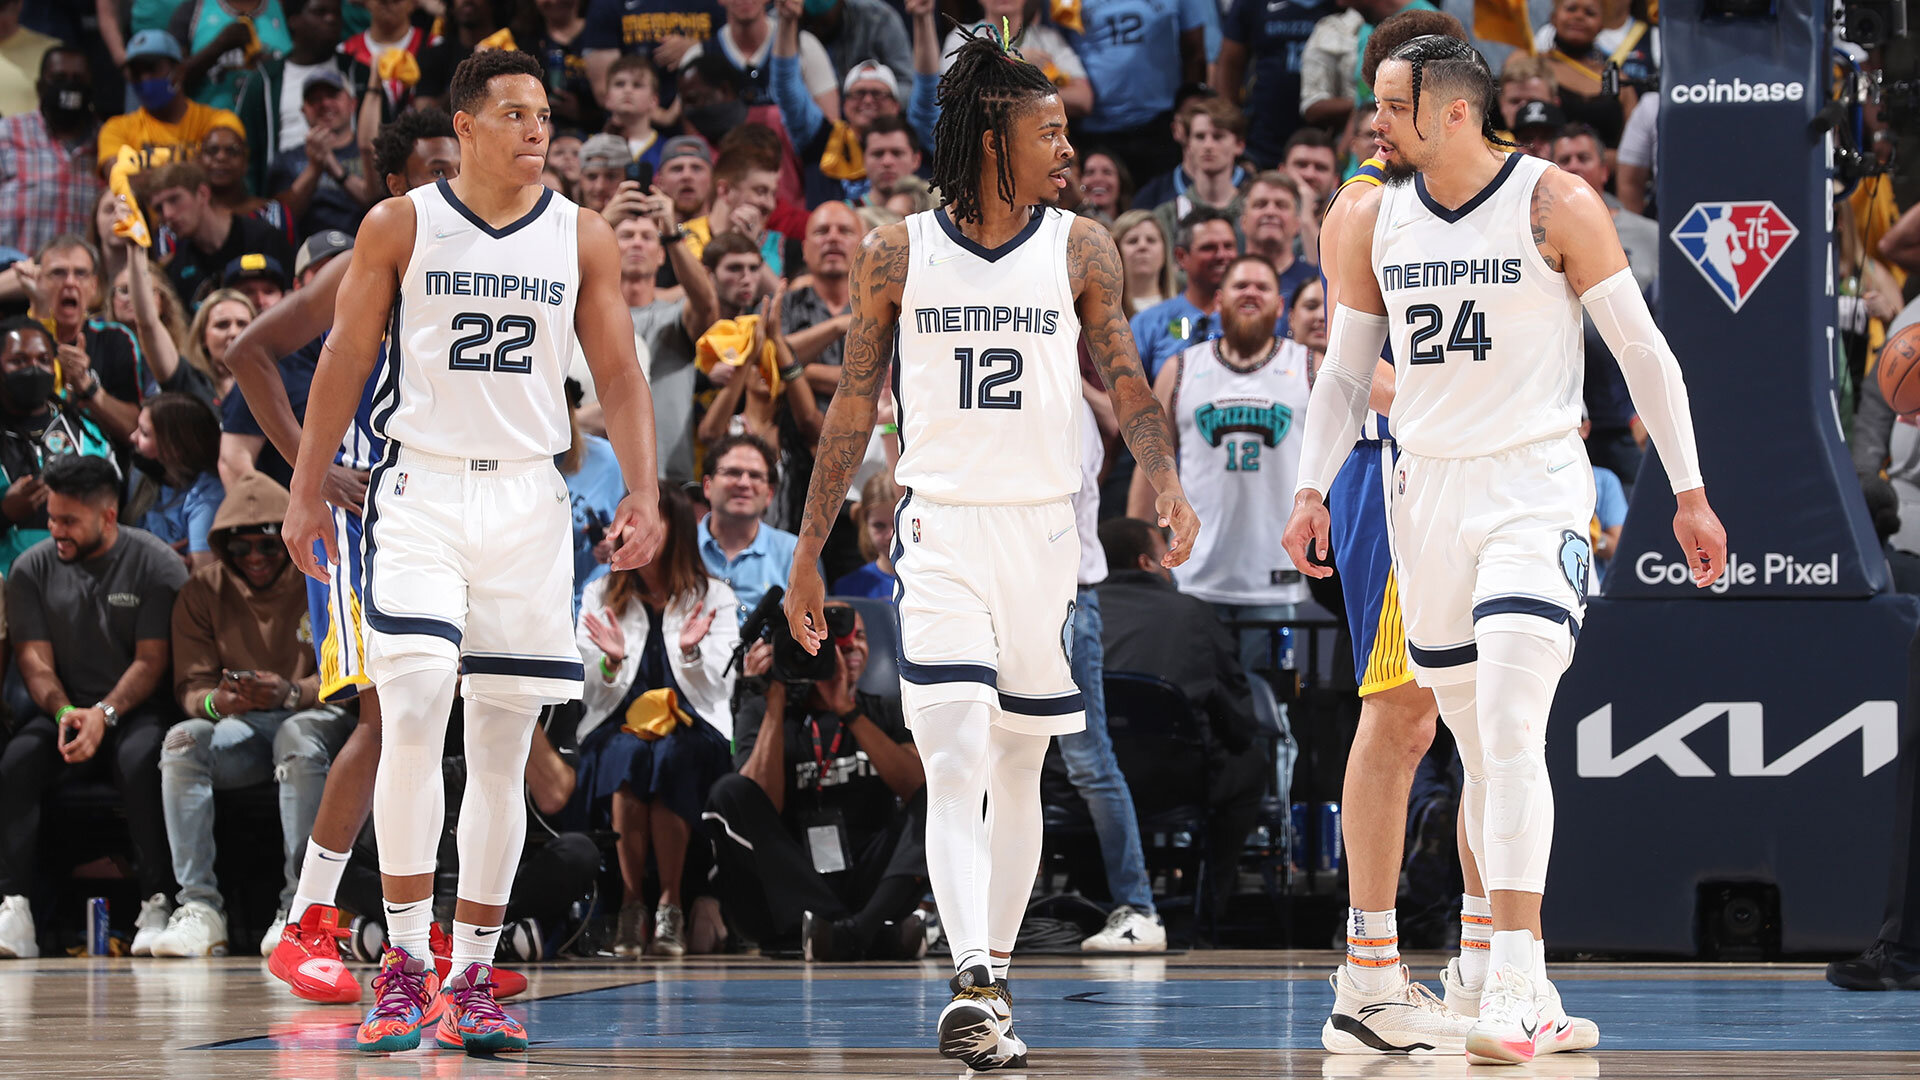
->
xmin=6 ymin=950 xmax=1916 ymax=1078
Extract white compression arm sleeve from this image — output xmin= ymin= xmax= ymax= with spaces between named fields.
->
xmin=1295 ymin=303 xmax=1390 ymax=496
xmin=1581 ymin=267 xmax=1705 ymax=493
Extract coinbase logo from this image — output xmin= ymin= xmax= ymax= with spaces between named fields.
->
xmin=1668 ymin=78 xmax=1806 ymax=104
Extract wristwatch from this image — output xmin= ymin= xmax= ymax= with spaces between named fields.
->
xmin=836 ymin=705 xmax=861 ymax=726
xmin=95 ymin=701 xmax=118 ymax=728
xmin=282 ymin=682 xmax=301 ymax=710
xmin=74 ymin=377 xmax=100 ymax=400
xmin=663 ymin=225 xmax=690 ymax=245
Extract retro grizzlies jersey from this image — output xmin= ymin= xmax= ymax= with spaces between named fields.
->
xmin=337 ymin=341 xmax=388 ymax=472
xmin=894 ymin=207 xmax=1084 ymax=504
xmin=1171 ymin=337 xmax=1312 ymax=605
xmin=379 ymin=179 xmax=579 ymax=460
xmin=1370 ymin=153 xmax=1582 ymax=459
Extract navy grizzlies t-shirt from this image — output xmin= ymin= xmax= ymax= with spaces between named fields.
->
xmin=1223 ymin=0 xmax=1338 ymax=166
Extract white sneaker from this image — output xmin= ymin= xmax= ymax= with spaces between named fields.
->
xmin=1080 ymin=905 xmax=1167 ymax=952
xmin=651 ymin=901 xmax=686 ymax=957
xmin=937 ymin=965 xmax=1018 ymax=1068
xmin=130 ymin=893 xmax=171 ymax=956
xmin=1320 ymin=964 xmax=1475 ymax=1055
xmin=1441 ymin=956 xmax=1481 ymax=1016
xmin=149 ymin=901 xmax=228 ymax=958
xmin=259 ymin=910 xmax=287 ymax=958
xmin=1535 ymin=976 xmax=1601 ymax=1054
xmin=0 ymin=895 xmax=37 ymax=959
xmin=1465 ymin=964 xmax=1546 ymax=1065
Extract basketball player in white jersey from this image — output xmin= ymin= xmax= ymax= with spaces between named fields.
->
xmin=782 ymin=28 xmax=1199 ymax=1070
xmin=1145 ymin=254 xmax=1311 ymax=607
xmin=1285 ymin=35 xmax=1727 ymax=1065
xmin=282 ymin=50 xmax=665 ymax=1056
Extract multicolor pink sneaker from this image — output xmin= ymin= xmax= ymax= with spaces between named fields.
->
xmin=354 ymin=947 xmax=443 ymax=1053
xmin=435 ymin=963 xmax=529 ymax=1053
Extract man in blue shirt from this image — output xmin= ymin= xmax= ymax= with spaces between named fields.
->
xmin=698 ymin=433 xmax=802 ymax=626
xmin=1071 ymin=0 xmax=1216 ymax=182
xmin=1128 ymin=208 xmax=1241 ymax=380
xmin=1213 ymin=0 xmax=1338 ymax=166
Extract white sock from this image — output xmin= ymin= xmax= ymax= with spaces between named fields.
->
xmin=289 ymin=840 xmax=351 ymax=922
xmin=914 ymin=699 xmax=994 ymax=981
xmin=1488 ymin=929 xmax=1536 ymax=980
xmin=990 ymin=954 xmax=1010 ymax=983
xmin=384 ymin=897 xmax=433 ymax=961
xmin=1344 ymin=907 xmax=1400 ymax=993
xmin=450 ymin=918 xmax=500 ymax=977
xmin=1459 ymin=894 xmax=1492 ymax=987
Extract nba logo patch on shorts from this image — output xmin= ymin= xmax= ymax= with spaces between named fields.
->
xmin=1397 ymin=469 xmax=1405 ymax=495
xmin=912 ymin=518 xmax=922 ymax=543
xmin=393 ymin=471 xmax=408 ymax=496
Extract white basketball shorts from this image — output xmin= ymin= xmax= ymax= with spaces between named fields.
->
xmin=362 ymin=445 xmax=584 ymax=703
xmin=891 ymin=492 xmax=1085 ymax=737
xmin=1389 ymin=430 xmax=1596 ymax=687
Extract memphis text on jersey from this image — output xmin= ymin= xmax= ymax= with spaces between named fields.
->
xmin=425 ymin=270 xmax=569 ymax=306
xmin=912 ymin=305 xmax=1064 ymax=335
xmin=1381 ymin=258 xmax=1525 ymax=292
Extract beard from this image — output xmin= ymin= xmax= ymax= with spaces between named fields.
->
xmin=1382 ymin=153 xmax=1417 ymax=184
xmin=1220 ymin=305 xmax=1276 ymax=353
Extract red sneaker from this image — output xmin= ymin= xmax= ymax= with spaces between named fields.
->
xmin=429 ymin=923 xmax=527 ymax=999
xmin=268 ymin=905 xmax=363 ymax=1004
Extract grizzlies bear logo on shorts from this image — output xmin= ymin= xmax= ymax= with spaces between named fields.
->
xmin=1560 ymin=530 xmax=1593 ymax=605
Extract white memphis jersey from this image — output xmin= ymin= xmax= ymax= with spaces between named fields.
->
xmin=1171 ymin=337 xmax=1312 ymax=605
xmin=894 ymin=207 xmax=1083 ymax=504
xmin=1370 ymin=153 xmax=1583 ymax=459
xmin=378 ymin=180 xmax=579 ymax=460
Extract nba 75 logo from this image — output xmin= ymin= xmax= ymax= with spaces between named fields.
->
xmin=1669 ymin=202 xmax=1798 ymax=313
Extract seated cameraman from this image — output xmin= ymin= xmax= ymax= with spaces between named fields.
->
xmin=705 ymin=604 xmax=929 ymax=961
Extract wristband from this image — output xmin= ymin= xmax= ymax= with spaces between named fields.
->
xmin=55 ymin=704 xmax=75 ymax=722
xmin=879 ymin=423 xmax=899 ymax=435
xmin=203 ymin=691 xmax=224 ymax=720
xmin=599 ymin=655 xmax=619 ymax=679
xmin=778 ymin=363 xmax=804 ymax=384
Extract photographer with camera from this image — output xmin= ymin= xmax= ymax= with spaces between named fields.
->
xmin=573 ymin=487 xmax=740 ymax=958
xmin=704 ymin=599 xmax=929 ymax=962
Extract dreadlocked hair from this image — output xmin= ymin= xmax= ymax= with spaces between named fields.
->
xmin=1388 ymin=35 xmax=1518 ymax=149
xmin=932 ymin=20 xmax=1062 ymax=224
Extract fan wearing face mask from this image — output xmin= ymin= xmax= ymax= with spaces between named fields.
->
xmin=0 ymin=318 xmax=119 ymax=573
xmin=96 ymin=30 xmax=247 ymax=178
xmin=0 ymin=46 xmax=104 ymax=257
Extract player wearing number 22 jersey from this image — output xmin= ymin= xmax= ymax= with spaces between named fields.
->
xmin=284 ymin=50 xmax=663 ymax=1059
xmin=779 ymin=31 xmax=1199 ymax=1071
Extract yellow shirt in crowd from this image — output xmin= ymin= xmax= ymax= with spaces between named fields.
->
xmin=97 ymin=101 xmax=246 ymax=174
xmin=0 ymin=25 xmax=60 ymax=116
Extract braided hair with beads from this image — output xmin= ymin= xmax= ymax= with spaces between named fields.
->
xmin=931 ymin=20 xmax=1065 ymax=224
xmin=1387 ymin=34 xmax=1519 ymax=149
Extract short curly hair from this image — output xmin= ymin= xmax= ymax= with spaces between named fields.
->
xmin=447 ymin=49 xmax=545 ymax=119
xmin=372 ymin=107 xmax=455 ymax=184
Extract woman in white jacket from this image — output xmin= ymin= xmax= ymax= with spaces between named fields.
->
xmin=574 ymin=488 xmax=741 ymax=958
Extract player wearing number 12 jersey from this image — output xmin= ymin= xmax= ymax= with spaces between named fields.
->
xmin=281 ymin=50 xmax=665 ymax=1056
xmin=1286 ymin=35 xmax=1726 ymax=1065
xmin=782 ymin=27 xmax=1198 ymax=1071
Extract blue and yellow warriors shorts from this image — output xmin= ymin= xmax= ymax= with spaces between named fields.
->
xmin=1328 ymin=418 xmax=1412 ymax=697
xmin=307 ymin=504 xmax=372 ymax=703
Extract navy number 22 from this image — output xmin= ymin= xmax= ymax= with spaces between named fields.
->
xmin=447 ymin=312 xmax=537 ymax=373
xmin=955 ymin=347 xmax=1023 ymax=409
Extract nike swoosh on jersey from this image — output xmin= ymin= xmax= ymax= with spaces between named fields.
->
xmin=434 ymin=228 xmax=460 ymax=239
xmin=929 ymin=251 xmax=969 ymax=266
xmin=1547 ymin=461 xmax=1575 ymax=473
xmin=1047 ymin=525 xmax=1073 ymax=542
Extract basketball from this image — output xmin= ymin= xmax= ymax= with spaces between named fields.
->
xmin=1878 ymin=322 xmax=1920 ymax=415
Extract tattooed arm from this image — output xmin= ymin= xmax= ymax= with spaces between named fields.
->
xmin=783 ymin=223 xmax=908 ymax=651
xmin=1069 ymin=215 xmax=1201 ymax=567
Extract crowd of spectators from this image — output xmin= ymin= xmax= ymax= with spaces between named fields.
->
xmin=0 ymin=0 xmax=1739 ymax=959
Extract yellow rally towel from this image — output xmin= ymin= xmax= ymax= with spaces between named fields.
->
xmin=818 ymin=121 xmax=866 ymax=182
xmin=1474 ymin=0 xmax=1536 ymax=53
xmin=623 ymin=687 xmax=693 ymax=740
xmin=696 ymin=314 xmax=782 ymax=395
xmin=237 ymin=14 xmax=264 ymax=61
xmin=476 ymin=27 xmax=518 ymax=52
xmin=378 ymin=48 xmax=420 ymax=87
xmin=109 ymin=145 xmax=160 ymax=248
xmin=1050 ymin=0 xmax=1083 ymax=33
